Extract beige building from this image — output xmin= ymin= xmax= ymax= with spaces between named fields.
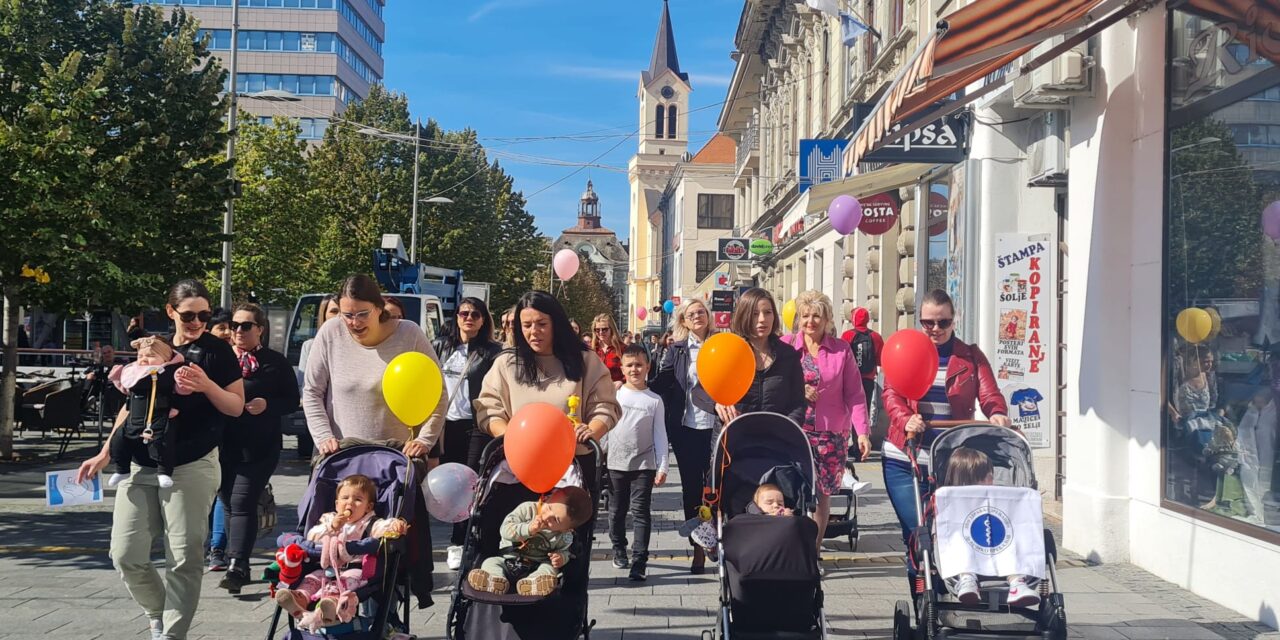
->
xmin=627 ymin=1 xmax=691 ymax=333
xmin=657 ymin=135 xmax=738 ymax=317
xmin=138 ymin=0 xmax=386 ymax=139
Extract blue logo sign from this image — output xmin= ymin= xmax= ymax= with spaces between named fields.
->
xmin=798 ymin=139 xmax=849 ymax=193
xmin=963 ymin=506 xmax=1013 ymax=555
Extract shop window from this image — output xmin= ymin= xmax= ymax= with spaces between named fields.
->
xmin=1165 ymin=6 xmax=1280 ymax=535
xmin=925 ymin=178 xmax=950 ymax=293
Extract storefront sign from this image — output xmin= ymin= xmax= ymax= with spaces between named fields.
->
xmin=854 ymin=104 xmax=971 ymax=165
xmin=711 ymin=290 xmax=735 ymax=312
xmin=714 ymin=311 xmax=732 ymax=329
xmin=749 ymin=238 xmax=773 ymax=256
xmin=714 ymin=271 xmax=732 ymax=289
xmin=993 ymin=233 xmax=1055 ymax=449
xmin=798 ymin=139 xmax=847 ymax=192
xmin=717 ymin=238 xmax=751 ymax=262
xmin=858 ymin=192 xmax=900 ymax=236
xmin=928 ymin=192 xmax=949 ymax=237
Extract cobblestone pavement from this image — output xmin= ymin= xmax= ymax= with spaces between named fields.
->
xmin=0 ymin=433 xmax=1277 ymax=639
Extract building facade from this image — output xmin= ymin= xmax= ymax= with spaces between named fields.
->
xmin=628 ymin=0 xmax=691 ymax=333
xmin=553 ymin=181 xmax=630 ymax=327
xmin=137 ymin=0 xmax=386 ymax=139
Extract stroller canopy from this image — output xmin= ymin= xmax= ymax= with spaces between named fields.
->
xmin=929 ymin=425 xmax=1037 ymax=489
xmin=711 ymin=412 xmax=817 ymax=516
xmin=297 ymin=445 xmax=418 ymax=529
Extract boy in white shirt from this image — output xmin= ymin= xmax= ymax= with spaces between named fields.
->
xmin=605 ymin=345 xmax=668 ymax=581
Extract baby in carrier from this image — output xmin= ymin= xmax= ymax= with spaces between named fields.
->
xmin=467 ymin=486 xmax=592 ymax=597
xmin=106 ymin=335 xmax=188 ymax=488
xmin=274 ymin=474 xmax=409 ymax=631
xmin=944 ymin=448 xmax=1040 ymax=607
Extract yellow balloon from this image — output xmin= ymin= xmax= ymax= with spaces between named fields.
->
xmin=382 ymin=352 xmax=444 ymax=428
xmin=1206 ymin=307 xmax=1222 ymax=341
xmin=1175 ymin=308 xmax=1213 ymax=344
xmin=782 ymin=299 xmax=797 ymax=331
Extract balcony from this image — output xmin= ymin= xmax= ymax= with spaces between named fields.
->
xmin=736 ymin=114 xmax=760 ymax=178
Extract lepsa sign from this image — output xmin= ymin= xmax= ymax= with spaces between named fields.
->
xmin=853 ymin=104 xmax=970 ymax=165
xmin=717 ymin=238 xmax=751 ymax=262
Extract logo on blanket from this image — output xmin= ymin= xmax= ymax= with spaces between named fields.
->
xmin=962 ymin=506 xmax=1013 ymax=556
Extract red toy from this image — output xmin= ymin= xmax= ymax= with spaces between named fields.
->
xmin=272 ymin=543 xmax=307 ymax=596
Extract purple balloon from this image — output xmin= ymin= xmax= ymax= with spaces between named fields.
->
xmin=1263 ymin=201 xmax=1280 ymax=241
xmin=829 ymin=195 xmax=864 ymax=235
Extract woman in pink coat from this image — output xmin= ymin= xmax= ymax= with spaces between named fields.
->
xmin=781 ymin=290 xmax=869 ymax=552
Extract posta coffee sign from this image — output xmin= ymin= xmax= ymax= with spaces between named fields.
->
xmin=858 ymin=192 xmax=900 ymax=236
xmin=928 ymin=192 xmax=949 ymax=237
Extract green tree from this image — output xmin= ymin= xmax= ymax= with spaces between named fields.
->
xmin=533 ymin=252 xmax=616 ymax=331
xmin=0 ymin=1 xmax=229 ymax=458
xmin=1167 ymin=118 xmax=1265 ymax=312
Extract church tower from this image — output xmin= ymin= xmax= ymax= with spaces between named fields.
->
xmin=627 ymin=0 xmax=689 ymax=331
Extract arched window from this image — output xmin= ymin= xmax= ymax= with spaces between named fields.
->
xmin=655 ymin=104 xmax=665 ymax=138
xmin=667 ymin=105 xmax=678 ymax=139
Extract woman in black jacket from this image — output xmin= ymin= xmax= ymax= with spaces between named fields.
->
xmin=714 ymin=287 xmax=806 ymax=427
xmin=651 ymin=299 xmax=719 ymax=573
xmin=218 ymin=303 xmax=301 ymax=593
xmin=429 ymin=297 xmax=502 ymax=570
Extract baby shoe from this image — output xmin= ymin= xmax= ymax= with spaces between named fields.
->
xmin=467 ymin=569 xmax=509 ymax=595
xmin=516 ymin=574 xmax=557 ymax=597
xmin=1006 ymin=577 xmax=1040 ymax=608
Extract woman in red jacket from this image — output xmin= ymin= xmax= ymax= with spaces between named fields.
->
xmin=882 ymin=290 xmax=1011 ymax=545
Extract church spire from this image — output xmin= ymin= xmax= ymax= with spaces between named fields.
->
xmin=645 ymin=0 xmax=689 ymax=84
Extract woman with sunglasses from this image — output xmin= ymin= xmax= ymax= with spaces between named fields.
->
xmin=882 ymin=290 xmax=1010 ymax=547
xmin=76 ymin=279 xmax=244 ymax=640
xmin=650 ymin=298 xmax=720 ymax=573
xmin=303 ymin=274 xmax=447 ymax=460
xmin=590 ymin=313 xmax=626 ymax=388
xmin=217 ymin=303 xmax=300 ymax=593
xmin=429 ymin=298 xmax=502 ymax=570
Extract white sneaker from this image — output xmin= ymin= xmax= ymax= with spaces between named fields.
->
xmin=850 ymin=481 xmax=873 ymax=495
xmin=1006 ymin=577 xmax=1040 ymax=607
xmin=955 ymin=574 xmax=980 ymax=605
xmin=446 ymin=545 xmax=463 ymax=571
xmin=148 ymin=618 xmax=164 ymax=640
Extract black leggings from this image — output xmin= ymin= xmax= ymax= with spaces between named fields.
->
xmin=218 ymin=450 xmax=279 ymax=564
xmin=669 ymin=425 xmax=713 ymax=522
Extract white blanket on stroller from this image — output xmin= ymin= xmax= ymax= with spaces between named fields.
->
xmin=486 ymin=460 xmax=584 ymax=491
xmin=934 ymin=486 xmax=1045 ymax=580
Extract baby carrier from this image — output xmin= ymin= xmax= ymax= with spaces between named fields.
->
xmin=894 ymin=424 xmax=1068 ymax=640
xmin=446 ymin=439 xmax=603 ymax=640
xmin=705 ymin=412 xmax=826 ymax=640
xmin=267 ymin=445 xmax=419 ymax=640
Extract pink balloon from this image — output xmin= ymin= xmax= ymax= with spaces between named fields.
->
xmin=636 ymin=307 xmax=648 ymax=320
xmin=829 ymin=195 xmax=864 ymax=235
xmin=1263 ymin=201 xmax=1280 ymax=240
xmin=553 ymin=249 xmax=580 ymax=281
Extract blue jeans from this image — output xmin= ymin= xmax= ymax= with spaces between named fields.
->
xmin=208 ymin=496 xmax=227 ymax=551
xmin=883 ymin=457 xmax=930 ymax=584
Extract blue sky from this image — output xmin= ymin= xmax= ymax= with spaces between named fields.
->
xmin=381 ymin=0 xmax=742 ymax=241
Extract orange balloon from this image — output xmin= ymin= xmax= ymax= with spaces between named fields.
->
xmin=696 ymin=333 xmax=756 ymax=406
xmin=506 ymin=402 xmax=576 ymax=493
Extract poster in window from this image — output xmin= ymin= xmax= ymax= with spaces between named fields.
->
xmin=993 ymin=233 xmax=1054 ymax=449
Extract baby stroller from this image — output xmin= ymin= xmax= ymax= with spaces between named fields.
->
xmin=266 ymin=445 xmax=418 ymax=640
xmin=704 ymin=412 xmax=825 ymax=640
xmin=894 ymin=424 xmax=1068 ymax=640
xmin=446 ymin=438 xmax=604 ymax=640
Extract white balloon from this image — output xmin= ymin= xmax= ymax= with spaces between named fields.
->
xmin=423 ymin=463 xmax=478 ymax=523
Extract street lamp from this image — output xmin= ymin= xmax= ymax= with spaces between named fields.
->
xmin=354 ymin=122 xmax=435 ymax=263
xmin=418 ymin=196 xmax=453 ymax=264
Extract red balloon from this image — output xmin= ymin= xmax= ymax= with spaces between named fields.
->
xmin=505 ymin=402 xmax=576 ymax=493
xmin=881 ymin=330 xmax=940 ymax=401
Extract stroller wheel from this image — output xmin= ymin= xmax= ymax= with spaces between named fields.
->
xmin=894 ymin=600 xmax=913 ymax=640
xmin=848 ymin=534 xmax=858 ymax=552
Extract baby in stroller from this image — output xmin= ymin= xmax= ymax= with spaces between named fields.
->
xmin=466 ymin=485 xmax=593 ymax=597
xmin=750 ymin=483 xmax=794 ymax=516
xmin=942 ymin=448 xmax=1039 ymax=607
xmin=274 ymin=474 xmax=409 ymax=631
xmin=106 ymin=335 xmax=189 ymax=488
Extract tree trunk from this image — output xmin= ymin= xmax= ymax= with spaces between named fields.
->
xmin=1 ymin=286 xmax=19 ymax=459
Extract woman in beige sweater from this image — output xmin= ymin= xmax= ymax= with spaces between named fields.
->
xmin=476 ymin=291 xmax=620 ymax=490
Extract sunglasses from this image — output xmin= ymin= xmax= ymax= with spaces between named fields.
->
xmin=180 ymin=310 xmax=212 ymax=324
xmin=458 ymin=310 xmax=483 ymax=320
xmin=230 ymin=321 xmax=258 ymax=332
xmin=920 ymin=318 xmax=954 ymax=330
xmin=594 ymin=327 xmax=611 ymax=333
xmin=341 ymin=310 xmax=373 ymax=321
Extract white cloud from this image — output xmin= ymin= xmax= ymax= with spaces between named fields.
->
xmin=546 ymin=64 xmax=637 ymax=83
xmin=692 ymin=72 xmax=732 ymax=88
xmin=468 ymin=0 xmax=543 ymax=23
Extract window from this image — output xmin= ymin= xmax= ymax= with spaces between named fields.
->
xmin=925 ymin=177 xmax=950 ymax=292
xmin=696 ymin=251 xmax=718 ymax=284
xmin=655 ymin=104 xmax=665 ymax=138
xmin=234 ymin=74 xmax=336 ymax=96
xmin=865 ymin=0 xmax=878 ymax=68
xmin=668 ymin=105 xmax=678 ymax=139
xmin=300 ymin=32 xmax=315 ymax=51
xmin=1163 ymin=7 xmax=1280 ymax=536
xmin=892 ymin=0 xmax=904 ymax=35
xmin=697 ymin=194 xmax=734 ymax=229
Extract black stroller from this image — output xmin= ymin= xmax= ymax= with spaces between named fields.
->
xmin=704 ymin=412 xmax=826 ymax=640
xmin=894 ymin=424 xmax=1067 ymax=640
xmin=446 ymin=438 xmax=604 ymax=640
xmin=266 ymin=445 xmax=419 ymax=640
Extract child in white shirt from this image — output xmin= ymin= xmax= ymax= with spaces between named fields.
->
xmin=604 ymin=345 xmax=668 ymax=581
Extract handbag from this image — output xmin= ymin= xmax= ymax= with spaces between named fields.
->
xmin=258 ymin=482 xmax=277 ymax=537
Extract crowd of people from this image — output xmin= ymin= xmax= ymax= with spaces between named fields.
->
xmin=74 ymin=274 xmax=1015 ymax=639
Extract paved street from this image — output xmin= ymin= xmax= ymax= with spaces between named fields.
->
xmin=1 ymin=433 xmax=1278 ymax=640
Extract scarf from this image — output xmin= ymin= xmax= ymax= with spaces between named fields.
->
xmin=238 ymin=345 xmax=260 ymax=379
